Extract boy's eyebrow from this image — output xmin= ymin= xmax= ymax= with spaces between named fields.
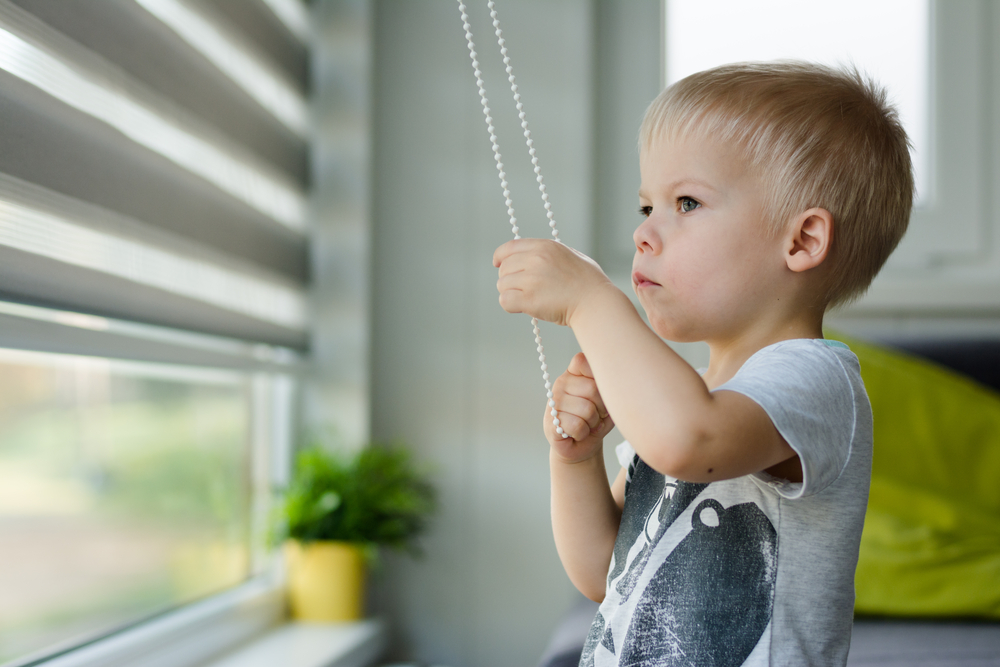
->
xmin=638 ymin=178 xmax=719 ymax=199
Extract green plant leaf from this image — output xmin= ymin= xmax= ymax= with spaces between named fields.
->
xmin=313 ymin=491 xmax=341 ymax=517
xmin=270 ymin=442 xmax=435 ymax=554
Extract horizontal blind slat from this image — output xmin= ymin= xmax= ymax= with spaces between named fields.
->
xmin=247 ymin=0 xmax=310 ymax=52
xmin=0 ymin=1 xmax=307 ymax=230
xmin=135 ymin=0 xmax=308 ymax=137
xmin=0 ymin=172 xmax=307 ymax=347
xmin=0 ymin=70 xmax=308 ymax=281
xmin=0 ymin=246 xmax=308 ymax=348
xmin=0 ymin=303 xmax=302 ymax=372
xmin=8 ymin=0 xmax=308 ymax=182
xmin=0 ymin=0 xmax=312 ymax=346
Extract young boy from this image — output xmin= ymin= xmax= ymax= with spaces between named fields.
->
xmin=493 ymin=62 xmax=913 ymax=666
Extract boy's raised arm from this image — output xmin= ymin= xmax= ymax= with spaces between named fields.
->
xmin=495 ymin=239 xmax=796 ymax=484
xmin=568 ymin=286 xmax=794 ymax=483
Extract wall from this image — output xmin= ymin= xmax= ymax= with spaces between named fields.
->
xmin=363 ymin=1 xmax=1000 ymax=663
xmin=368 ymin=2 xmax=658 ymax=665
xmin=309 ymin=0 xmax=373 ymax=452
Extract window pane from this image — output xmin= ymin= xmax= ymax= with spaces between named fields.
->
xmin=0 ymin=349 xmax=252 ymax=663
xmin=665 ymin=0 xmax=929 ymax=200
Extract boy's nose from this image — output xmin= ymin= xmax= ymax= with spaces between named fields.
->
xmin=633 ymin=218 xmax=661 ymax=254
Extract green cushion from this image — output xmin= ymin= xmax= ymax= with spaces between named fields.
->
xmin=829 ymin=333 xmax=1000 ymax=618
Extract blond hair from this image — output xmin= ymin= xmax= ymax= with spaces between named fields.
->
xmin=640 ymin=61 xmax=913 ymax=307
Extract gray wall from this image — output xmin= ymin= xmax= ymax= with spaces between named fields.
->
xmin=309 ymin=0 xmax=373 ymax=452
xmin=368 ymin=2 xmax=658 ymax=665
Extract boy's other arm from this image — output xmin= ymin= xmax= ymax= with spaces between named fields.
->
xmin=550 ymin=454 xmax=624 ymax=602
xmin=546 ymin=353 xmax=622 ymax=602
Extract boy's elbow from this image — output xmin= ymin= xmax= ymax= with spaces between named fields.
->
xmin=569 ymin=570 xmax=609 ymax=603
xmin=631 ymin=422 xmax=712 ymax=481
xmin=580 ymin=585 xmax=606 ymax=604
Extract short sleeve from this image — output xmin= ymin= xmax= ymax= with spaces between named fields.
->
xmin=713 ymin=340 xmax=859 ymax=499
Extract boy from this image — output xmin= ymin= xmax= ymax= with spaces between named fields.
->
xmin=493 ymin=62 xmax=912 ymax=666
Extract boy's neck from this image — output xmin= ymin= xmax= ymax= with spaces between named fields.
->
xmin=700 ymin=310 xmax=825 ymax=390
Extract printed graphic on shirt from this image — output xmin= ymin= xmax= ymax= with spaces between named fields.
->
xmin=581 ymin=458 xmax=777 ymax=667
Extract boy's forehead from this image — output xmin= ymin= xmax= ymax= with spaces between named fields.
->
xmin=640 ymin=133 xmax=750 ymax=191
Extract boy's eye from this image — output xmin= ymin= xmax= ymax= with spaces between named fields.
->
xmin=678 ymin=197 xmax=701 ymax=213
xmin=638 ymin=205 xmax=652 ymax=218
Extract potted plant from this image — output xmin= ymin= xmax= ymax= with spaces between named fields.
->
xmin=271 ymin=442 xmax=435 ymax=621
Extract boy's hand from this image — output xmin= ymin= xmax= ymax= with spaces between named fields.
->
xmin=545 ymin=353 xmax=615 ymax=461
xmin=493 ymin=239 xmax=612 ymax=326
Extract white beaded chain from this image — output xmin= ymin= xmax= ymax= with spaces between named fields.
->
xmin=457 ymin=0 xmax=569 ymax=438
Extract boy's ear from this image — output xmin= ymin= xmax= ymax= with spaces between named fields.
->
xmin=784 ymin=208 xmax=833 ymax=273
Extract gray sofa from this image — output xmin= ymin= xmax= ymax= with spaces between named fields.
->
xmin=539 ymin=596 xmax=1000 ymax=666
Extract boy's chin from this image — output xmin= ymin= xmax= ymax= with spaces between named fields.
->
xmin=639 ymin=299 xmax=708 ymax=342
xmin=647 ymin=316 xmax=700 ymax=344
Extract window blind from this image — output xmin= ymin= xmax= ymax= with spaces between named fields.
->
xmin=0 ymin=0 xmax=309 ymax=348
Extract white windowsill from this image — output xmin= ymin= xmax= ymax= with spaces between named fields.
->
xmin=203 ymin=619 xmax=387 ymax=667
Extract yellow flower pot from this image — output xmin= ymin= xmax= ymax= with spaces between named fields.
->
xmin=284 ymin=540 xmax=366 ymax=621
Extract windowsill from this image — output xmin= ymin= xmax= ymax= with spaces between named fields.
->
xmin=202 ymin=619 xmax=387 ymax=667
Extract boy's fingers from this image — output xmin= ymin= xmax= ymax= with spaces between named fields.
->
xmin=560 ymin=356 xmax=608 ymax=419
xmin=551 ymin=411 xmax=591 ymax=442
xmin=492 ymin=240 xmax=514 ymax=268
xmin=553 ymin=393 xmax=603 ymax=432
xmin=495 ymin=251 xmax=526 ymax=279
xmin=566 ymin=352 xmax=594 ymax=378
xmin=498 ymin=292 xmax=526 ymax=315
xmin=559 ymin=375 xmax=609 ymax=421
xmin=496 ymin=264 xmax=531 ymax=313
xmin=493 ymin=238 xmax=545 ymax=267
xmin=594 ymin=414 xmax=615 ymax=438
xmin=496 ymin=273 xmax=523 ymax=296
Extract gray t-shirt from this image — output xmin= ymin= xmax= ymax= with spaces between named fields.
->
xmin=580 ymin=339 xmax=872 ymax=667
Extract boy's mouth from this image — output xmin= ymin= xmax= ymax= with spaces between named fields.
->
xmin=633 ymin=271 xmax=660 ymax=288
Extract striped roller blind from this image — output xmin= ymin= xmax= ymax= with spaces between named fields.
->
xmin=0 ymin=0 xmax=310 ymax=349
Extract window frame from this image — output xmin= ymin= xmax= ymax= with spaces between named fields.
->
xmin=17 ymin=579 xmax=285 ymax=667
xmin=844 ymin=0 xmax=1000 ymax=316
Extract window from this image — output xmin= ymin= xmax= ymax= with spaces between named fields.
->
xmin=661 ymin=0 xmax=999 ymax=315
xmin=0 ymin=0 xmax=313 ymax=664
xmin=665 ymin=0 xmax=930 ymax=201
xmin=0 ymin=334 xmax=289 ymax=664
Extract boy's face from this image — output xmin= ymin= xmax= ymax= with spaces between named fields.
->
xmin=634 ymin=134 xmax=786 ymax=343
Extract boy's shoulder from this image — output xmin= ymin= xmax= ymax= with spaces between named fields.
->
xmin=714 ymin=337 xmax=870 ymax=499
xmin=737 ymin=337 xmax=859 ymax=373
xmin=725 ymin=338 xmax=863 ymax=399
xmin=720 ymin=338 xmax=864 ymax=414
